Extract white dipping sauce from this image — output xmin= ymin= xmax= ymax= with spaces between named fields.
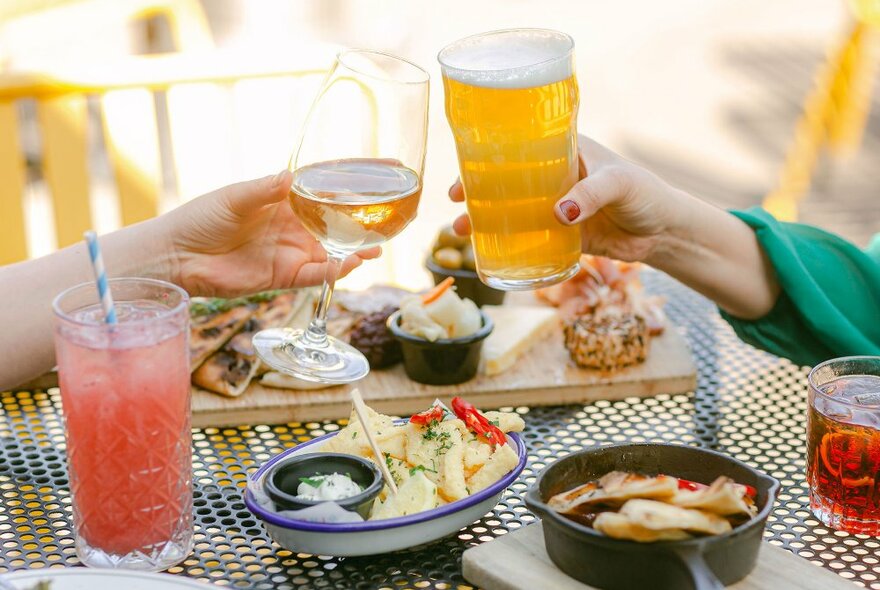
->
xmin=296 ymin=473 xmax=362 ymax=501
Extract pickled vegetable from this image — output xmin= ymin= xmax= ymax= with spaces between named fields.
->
xmin=433 ymin=247 xmax=463 ymax=270
xmin=436 ymin=225 xmax=469 ymax=249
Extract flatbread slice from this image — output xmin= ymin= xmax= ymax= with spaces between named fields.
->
xmin=193 ymin=292 xmax=303 ymax=397
xmin=189 ymin=305 xmax=254 ymax=371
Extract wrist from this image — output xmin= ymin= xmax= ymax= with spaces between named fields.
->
xmin=643 ymin=187 xmax=701 ymax=270
xmin=103 ymin=217 xmax=177 ymax=285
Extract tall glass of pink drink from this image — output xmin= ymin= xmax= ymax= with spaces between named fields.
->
xmin=53 ymin=278 xmax=192 ymax=571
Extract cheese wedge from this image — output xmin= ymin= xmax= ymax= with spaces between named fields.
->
xmin=481 ymin=305 xmax=559 ymax=376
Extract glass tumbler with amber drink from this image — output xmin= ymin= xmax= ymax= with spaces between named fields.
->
xmin=438 ymin=29 xmax=582 ymax=290
xmin=253 ymin=50 xmax=429 ymax=384
xmin=807 ymin=356 xmax=880 ymax=534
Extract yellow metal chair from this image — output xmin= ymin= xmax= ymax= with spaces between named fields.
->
xmin=763 ymin=0 xmax=880 ymax=221
xmin=0 ymin=0 xmax=215 ymax=264
xmin=0 ymin=0 xmax=344 ymax=266
xmin=0 ymin=52 xmax=335 ymax=265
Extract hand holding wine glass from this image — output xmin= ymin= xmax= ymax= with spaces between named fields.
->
xmin=253 ymin=50 xmax=430 ymax=384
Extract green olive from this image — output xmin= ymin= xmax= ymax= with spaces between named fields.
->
xmin=461 ymin=245 xmax=477 ymax=271
xmin=436 ymin=225 xmax=469 ymax=249
xmin=433 ymin=247 xmax=463 ymax=270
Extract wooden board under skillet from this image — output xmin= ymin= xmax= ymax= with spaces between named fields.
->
xmin=461 ymin=523 xmax=855 ymax=590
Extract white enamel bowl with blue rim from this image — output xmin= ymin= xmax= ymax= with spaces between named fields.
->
xmin=245 ymin=424 xmax=527 ymax=556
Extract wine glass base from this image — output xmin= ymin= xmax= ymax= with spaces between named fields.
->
xmin=252 ymin=328 xmax=370 ymax=385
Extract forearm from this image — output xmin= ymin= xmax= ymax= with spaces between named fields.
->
xmin=0 ymin=218 xmax=174 ymax=390
xmin=646 ymin=190 xmax=780 ymax=320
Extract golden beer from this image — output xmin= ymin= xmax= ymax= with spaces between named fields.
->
xmin=439 ymin=29 xmax=582 ymax=290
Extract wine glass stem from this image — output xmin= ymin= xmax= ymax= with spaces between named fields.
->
xmin=301 ymin=254 xmax=345 ymax=348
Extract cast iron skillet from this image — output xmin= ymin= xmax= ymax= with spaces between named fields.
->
xmin=525 ymin=443 xmax=780 ymax=590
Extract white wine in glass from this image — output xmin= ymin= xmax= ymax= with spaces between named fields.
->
xmin=253 ymin=50 xmax=429 ymax=384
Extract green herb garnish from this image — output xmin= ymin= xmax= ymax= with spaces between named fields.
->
xmin=189 ymin=289 xmax=287 ymax=318
xmin=409 ymin=464 xmax=437 ymax=476
xmin=422 ymin=420 xmax=440 ymax=440
xmin=489 ymin=419 xmax=500 ymax=427
xmin=299 ymin=476 xmax=324 ymax=488
xmin=435 ymin=431 xmax=453 ymax=455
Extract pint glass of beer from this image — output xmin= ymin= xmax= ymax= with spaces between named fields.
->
xmin=439 ymin=29 xmax=582 ymax=290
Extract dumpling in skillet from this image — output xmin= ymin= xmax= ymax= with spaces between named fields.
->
xmin=593 ymin=512 xmax=691 ymax=543
xmin=671 ymin=476 xmax=757 ymax=517
xmin=619 ymin=499 xmax=732 ymax=535
xmin=548 ymin=471 xmax=678 ymax=513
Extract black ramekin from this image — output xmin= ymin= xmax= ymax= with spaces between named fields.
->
xmin=387 ymin=309 xmax=493 ymax=385
xmin=264 ymin=453 xmax=383 ymax=519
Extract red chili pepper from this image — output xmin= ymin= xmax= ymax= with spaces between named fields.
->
xmin=409 ymin=405 xmax=445 ymax=426
xmin=737 ymin=483 xmax=758 ymax=499
xmin=451 ymin=396 xmax=507 ymax=448
xmin=676 ymin=477 xmax=757 ymax=499
xmin=677 ymin=478 xmax=708 ymax=493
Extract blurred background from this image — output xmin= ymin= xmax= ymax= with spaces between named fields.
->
xmin=1 ymin=0 xmax=878 ymax=290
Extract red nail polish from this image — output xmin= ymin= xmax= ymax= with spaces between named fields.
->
xmin=559 ymin=200 xmax=580 ymax=222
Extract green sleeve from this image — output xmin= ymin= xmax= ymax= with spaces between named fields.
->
xmin=718 ymin=208 xmax=880 ymax=367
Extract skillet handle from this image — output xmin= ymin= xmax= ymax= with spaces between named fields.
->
xmin=668 ymin=545 xmax=724 ymax=590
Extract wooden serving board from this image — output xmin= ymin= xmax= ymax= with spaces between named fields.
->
xmin=462 ymin=524 xmax=854 ymax=590
xmin=191 ymin=293 xmax=696 ymax=427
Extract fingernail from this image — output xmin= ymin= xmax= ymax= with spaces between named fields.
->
xmin=559 ymin=200 xmax=581 ymax=222
xmin=272 ymin=169 xmax=289 ymax=188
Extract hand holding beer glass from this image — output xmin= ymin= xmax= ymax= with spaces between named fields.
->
xmin=254 ymin=50 xmax=429 ymax=383
xmin=439 ymin=29 xmax=582 ymax=290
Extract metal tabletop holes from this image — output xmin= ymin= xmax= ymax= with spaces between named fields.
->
xmin=0 ymin=272 xmax=875 ymax=589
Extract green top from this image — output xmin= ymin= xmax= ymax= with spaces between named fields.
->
xmin=719 ymin=208 xmax=880 ymax=367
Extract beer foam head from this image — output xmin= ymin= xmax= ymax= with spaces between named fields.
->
xmin=438 ymin=29 xmax=574 ymax=89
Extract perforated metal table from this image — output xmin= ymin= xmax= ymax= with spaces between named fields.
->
xmin=0 ymin=274 xmax=872 ymax=589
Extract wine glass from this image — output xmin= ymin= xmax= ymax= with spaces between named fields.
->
xmin=253 ymin=49 xmax=429 ymax=383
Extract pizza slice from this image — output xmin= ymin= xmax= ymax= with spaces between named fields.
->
xmin=192 ymin=291 xmax=305 ymax=397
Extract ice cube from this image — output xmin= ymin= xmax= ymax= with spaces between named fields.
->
xmin=825 ymin=407 xmax=854 ymax=421
xmin=821 ymin=383 xmax=837 ymax=396
xmin=855 ymin=410 xmax=880 ymax=429
xmin=816 ymin=397 xmax=853 ymax=421
xmin=855 ymin=393 xmax=880 ymax=406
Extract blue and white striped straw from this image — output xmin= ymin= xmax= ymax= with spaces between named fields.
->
xmin=83 ymin=231 xmax=117 ymax=324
